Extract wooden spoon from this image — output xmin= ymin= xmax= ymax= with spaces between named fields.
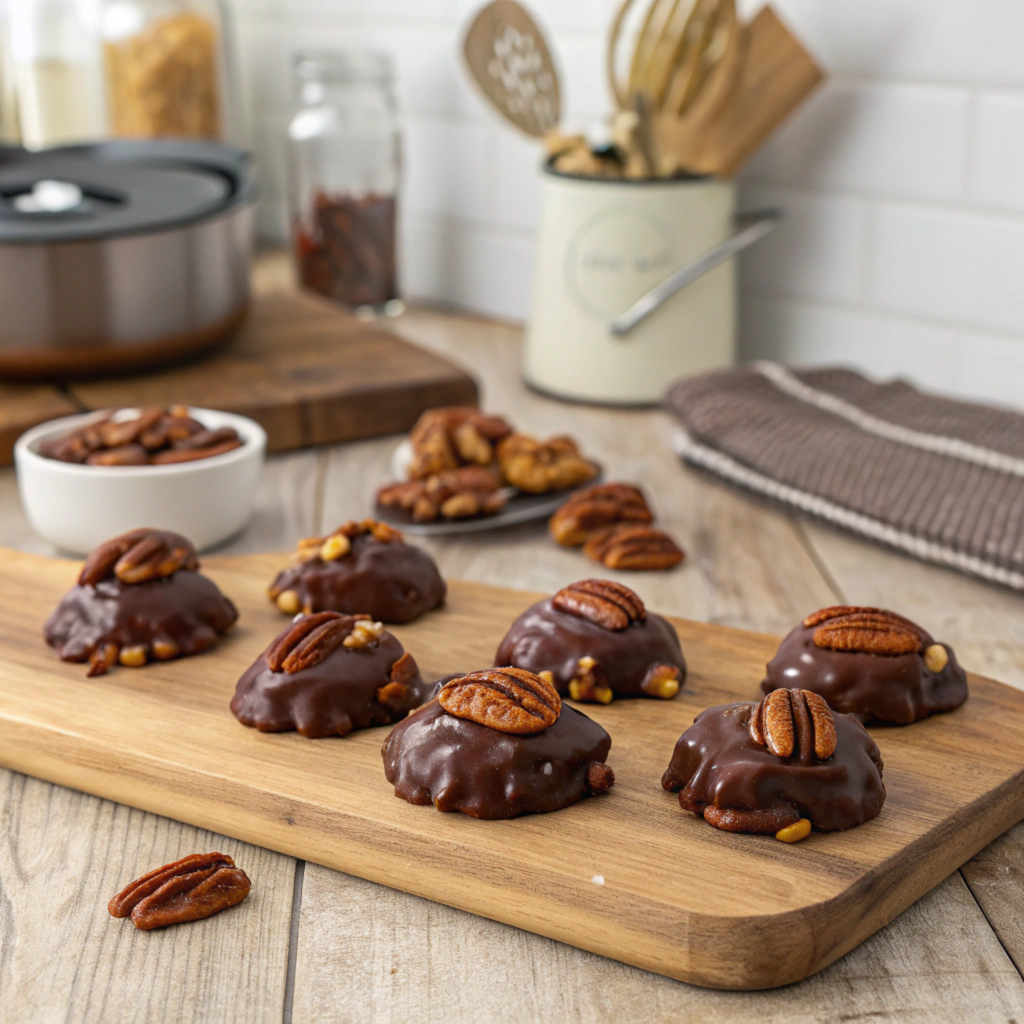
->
xmin=463 ymin=0 xmax=561 ymax=138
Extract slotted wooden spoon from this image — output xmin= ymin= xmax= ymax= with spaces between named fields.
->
xmin=463 ymin=0 xmax=561 ymax=138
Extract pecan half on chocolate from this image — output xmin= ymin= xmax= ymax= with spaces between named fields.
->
xmin=551 ymin=579 xmax=645 ymax=631
xmin=438 ymin=668 xmax=562 ymax=734
xmin=79 ymin=528 xmax=199 ymax=587
xmin=749 ymin=688 xmax=837 ymax=761
xmin=582 ymin=525 xmax=684 ymax=571
xmin=108 ymin=852 xmax=250 ymax=930
xmin=549 ymin=483 xmax=654 ymax=547
xmin=496 ymin=433 xmax=597 ymax=494
xmin=265 ymin=611 xmax=371 ymax=673
xmin=806 ymin=606 xmax=925 ymax=656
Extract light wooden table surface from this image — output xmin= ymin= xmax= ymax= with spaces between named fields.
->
xmin=4 ymin=265 xmax=1024 ymax=1023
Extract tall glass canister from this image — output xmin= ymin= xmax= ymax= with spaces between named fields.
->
xmin=100 ymin=0 xmax=242 ymax=142
xmin=287 ymin=50 xmax=401 ymax=313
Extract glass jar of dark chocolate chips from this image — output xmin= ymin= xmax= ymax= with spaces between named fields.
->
xmin=287 ymin=50 xmax=401 ymax=312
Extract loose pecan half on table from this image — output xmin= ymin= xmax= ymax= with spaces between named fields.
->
xmin=583 ymin=524 xmax=685 ymax=571
xmin=108 ymin=852 xmax=251 ymax=930
xmin=549 ymin=483 xmax=654 ymax=546
xmin=40 ymin=406 xmax=243 ymax=466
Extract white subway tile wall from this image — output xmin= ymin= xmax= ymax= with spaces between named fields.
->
xmin=234 ymin=0 xmax=1024 ymax=407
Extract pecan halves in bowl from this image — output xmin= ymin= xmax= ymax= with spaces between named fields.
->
xmin=79 ymin=528 xmax=199 ymax=587
xmin=108 ymin=852 xmax=250 ymax=930
xmin=438 ymin=668 xmax=562 ymax=734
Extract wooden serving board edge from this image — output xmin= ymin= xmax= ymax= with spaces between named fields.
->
xmin=2 ymin=662 xmax=1022 ymax=990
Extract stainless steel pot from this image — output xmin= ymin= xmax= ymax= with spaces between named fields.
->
xmin=0 ymin=140 xmax=256 ymax=379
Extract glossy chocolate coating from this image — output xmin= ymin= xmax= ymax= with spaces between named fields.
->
xmin=493 ymin=598 xmax=686 ymax=697
xmin=231 ymin=630 xmax=428 ymax=739
xmin=44 ymin=571 xmax=238 ymax=665
xmin=270 ymin=533 xmax=445 ymax=624
xmin=382 ymin=699 xmax=613 ymax=818
xmin=761 ymin=621 xmax=968 ymax=724
xmin=662 ymin=702 xmax=885 ymax=832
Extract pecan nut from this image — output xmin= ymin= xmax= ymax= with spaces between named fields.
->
xmin=408 ymin=407 xmax=513 ymax=479
xmin=265 ymin=611 xmax=369 ymax=673
xmin=806 ymin=606 xmax=925 ymax=656
xmin=749 ymin=688 xmax=837 ymax=761
xmin=496 ymin=433 xmax=597 ymax=494
xmin=551 ymin=579 xmax=645 ymax=631
xmin=438 ymin=668 xmax=561 ymax=733
xmin=109 ymin=852 xmax=250 ymax=930
xmin=375 ymin=651 xmax=422 ymax=715
xmin=582 ymin=525 xmax=684 ymax=571
xmin=549 ymin=483 xmax=654 ymax=547
xmin=377 ymin=467 xmax=508 ymax=523
xmin=79 ymin=528 xmax=199 ymax=586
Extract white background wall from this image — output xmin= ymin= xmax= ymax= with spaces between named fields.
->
xmin=235 ymin=0 xmax=1024 ymax=407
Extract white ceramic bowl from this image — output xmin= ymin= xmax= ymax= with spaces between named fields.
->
xmin=15 ymin=407 xmax=267 ymax=555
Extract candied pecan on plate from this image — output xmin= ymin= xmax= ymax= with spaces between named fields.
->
xmin=496 ymin=433 xmax=597 ymax=494
xmin=377 ymin=466 xmax=508 ymax=523
xmin=407 ymin=407 xmax=513 ymax=479
xmin=549 ymin=482 xmax=654 ymax=546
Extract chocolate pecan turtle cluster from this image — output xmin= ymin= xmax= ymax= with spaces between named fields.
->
xmin=44 ymin=528 xmax=238 ymax=676
xmin=231 ymin=611 xmax=428 ymax=738
xmin=494 ymin=579 xmax=687 ymax=703
xmin=662 ymin=686 xmax=885 ymax=840
xmin=382 ymin=666 xmax=614 ymax=818
xmin=267 ymin=519 xmax=446 ymax=624
xmin=40 ymin=406 xmax=242 ymax=466
xmin=549 ymin=483 xmax=684 ymax=571
xmin=761 ymin=605 xmax=968 ymax=724
xmin=375 ymin=406 xmax=597 ymax=524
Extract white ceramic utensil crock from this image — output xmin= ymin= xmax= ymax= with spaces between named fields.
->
xmin=524 ymin=166 xmax=736 ymax=404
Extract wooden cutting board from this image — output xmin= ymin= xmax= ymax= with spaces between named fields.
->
xmin=1 ymin=547 xmax=1023 ymax=991
xmin=0 ymin=291 xmax=479 ymax=463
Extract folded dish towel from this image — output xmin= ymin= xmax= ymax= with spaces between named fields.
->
xmin=667 ymin=362 xmax=1024 ymax=590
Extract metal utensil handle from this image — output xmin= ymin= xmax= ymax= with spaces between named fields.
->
xmin=609 ymin=208 xmax=781 ymax=337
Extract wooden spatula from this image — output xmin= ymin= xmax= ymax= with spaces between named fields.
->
xmin=463 ymin=0 xmax=561 ymax=138
xmin=653 ymin=5 xmax=823 ymax=177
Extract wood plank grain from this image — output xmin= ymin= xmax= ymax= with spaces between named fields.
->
xmin=289 ymin=868 xmax=1024 ymax=1024
xmin=2 ymin=549 xmax=1023 ymax=990
xmin=64 ymin=292 xmax=479 ymax=454
xmin=0 ymin=381 xmax=78 ymax=466
xmin=0 ymin=767 xmax=295 ymax=1024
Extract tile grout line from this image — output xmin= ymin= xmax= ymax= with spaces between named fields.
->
xmin=282 ymin=859 xmax=306 ymax=1024
xmin=959 ymin=867 xmax=1024 ymax=983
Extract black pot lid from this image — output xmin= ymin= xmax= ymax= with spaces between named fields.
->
xmin=0 ymin=140 xmax=257 ymax=244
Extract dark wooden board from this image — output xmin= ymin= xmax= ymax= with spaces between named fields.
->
xmin=2 ymin=549 xmax=1024 ymax=990
xmin=0 ymin=292 xmax=478 ymax=463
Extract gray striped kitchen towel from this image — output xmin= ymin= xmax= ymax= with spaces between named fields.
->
xmin=666 ymin=362 xmax=1024 ymax=590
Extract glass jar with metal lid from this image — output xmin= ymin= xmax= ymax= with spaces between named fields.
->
xmin=287 ymin=50 xmax=402 ymax=313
